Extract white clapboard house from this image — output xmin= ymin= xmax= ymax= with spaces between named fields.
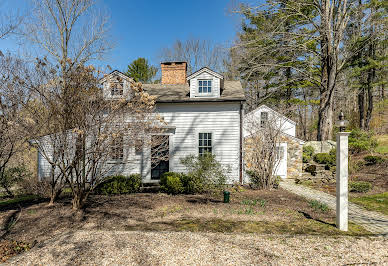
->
xmin=37 ymin=62 xmax=303 ymax=183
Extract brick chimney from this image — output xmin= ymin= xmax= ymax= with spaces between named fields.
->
xmin=161 ymin=62 xmax=187 ymax=84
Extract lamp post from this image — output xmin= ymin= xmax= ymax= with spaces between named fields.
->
xmin=335 ymin=111 xmax=349 ymax=231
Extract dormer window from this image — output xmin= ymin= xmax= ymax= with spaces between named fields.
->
xmin=110 ymin=82 xmax=123 ymax=96
xmin=198 ymin=80 xmax=212 ymax=94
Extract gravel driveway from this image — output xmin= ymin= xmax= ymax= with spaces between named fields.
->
xmin=6 ymin=230 xmax=388 ymax=265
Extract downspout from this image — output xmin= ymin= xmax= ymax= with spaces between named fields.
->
xmin=239 ymin=101 xmax=244 ymax=184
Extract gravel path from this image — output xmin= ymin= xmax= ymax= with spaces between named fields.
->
xmin=280 ymin=180 xmax=388 ymax=235
xmin=5 ymin=230 xmax=388 ymax=265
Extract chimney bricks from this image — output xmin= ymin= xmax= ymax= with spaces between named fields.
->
xmin=161 ymin=62 xmax=187 ymax=85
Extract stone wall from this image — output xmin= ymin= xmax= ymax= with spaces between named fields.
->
xmin=304 ymin=141 xmax=336 ymax=154
xmin=281 ymin=136 xmax=303 ymax=179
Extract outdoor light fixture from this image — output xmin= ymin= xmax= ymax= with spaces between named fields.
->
xmin=336 ymin=110 xmax=349 ymax=132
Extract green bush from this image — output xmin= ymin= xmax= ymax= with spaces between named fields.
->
xmin=160 ymin=172 xmax=184 ymax=195
xmin=363 ymin=155 xmax=385 ymax=165
xmin=304 ymin=165 xmax=317 ymax=175
xmin=309 ymin=200 xmax=328 ymax=212
xmin=303 ymin=145 xmax=315 ymax=157
xmin=349 ymin=130 xmax=378 ymax=154
xmin=95 ymin=174 xmax=141 ymax=195
xmin=349 ymin=181 xmax=372 ymax=193
xmin=313 ymin=153 xmax=335 ymax=166
xmin=1 ymin=166 xmax=31 ymax=197
xmin=181 ymin=153 xmax=228 ymax=193
xmin=302 ymin=145 xmax=315 ymax=163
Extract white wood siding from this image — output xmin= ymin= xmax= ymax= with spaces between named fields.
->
xmin=38 ymin=102 xmax=242 ymax=184
xmin=157 ymin=102 xmax=241 ymax=183
xmin=189 ymin=72 xmax=221 ymax=98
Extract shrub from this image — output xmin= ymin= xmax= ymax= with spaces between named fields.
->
xmin=302 ymin=145 xmax=315 ymax=163
xmin=313 ymin=153 xmax=335 ymax=166
xmin=160 ymin=172 xmax=184 ymax=195
xmin=309 ymin=200 xmax=328 ymax=212
xmin=181 ymin=153 xmax=228 ymax=193
xmin=304 ymin=165 xmax=317 ymax=175
xmin=363 ymin=155 xmax=385 ymax=165
xmin=349 ymin=130 xmax=378 ymax=154
xmin=349 ymin=181 xmax=372 ymax=193
xmin=94 ymin=174 xmax=141 ymax=195
xmin=246 ymin=170 xmax=280 ymax=189
xmin=1 ymin=166 xmax=31 ymax=197
xmin=303 ymin=145 xmax=315 ymax=157
xmin=273 ymin=176 xmax=281 ymax=189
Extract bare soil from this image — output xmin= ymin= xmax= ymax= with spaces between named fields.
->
xmin=0 ymin=187 xmax=371 ymax=262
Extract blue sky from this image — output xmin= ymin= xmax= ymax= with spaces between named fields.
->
xmin=0 ymin=0 xmax=257 ymax=72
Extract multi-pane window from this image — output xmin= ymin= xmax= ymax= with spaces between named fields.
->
xmin=111 ymin=82 xmax=123 ymax=96
xmin=111 ymin=135 xmax=124 ymax=160
xmin=198 ymin=80 xmax=212 ymax=94
xmin=199 ymin=133 xmax=212 ymax=156
xmin=275 ymin=146 xmax=285 ymax=160
xmin=260 ymin=112 xmax=268 ymax=128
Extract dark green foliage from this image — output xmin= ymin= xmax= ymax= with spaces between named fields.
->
xmin=0 ymin=166 xmax=31 ymax=197
xmin=349 ymin=181 xmax=372 ymax=193
xmin=181 ymin=153 xmax=228 ymax=193
xmin=348 ymin=130 xmax=378 ymax=154
xmin=305 ymin=165 xmax=317 ymax=175
xmin=125 ymin=57 xmax=157 ymax=83
xmin=313 ymin=153 xmax=335 ymax=166
xmin=94 ymin=174 xmax=141 ymax=195
xmin=160 ymin=172 xmax=184 ymax=195
xmin=363 ymin=155 xmax=385 ymax=165
xmin=303 ymin=145 xmax=315 ymax=163
xmin=309 ymin=200 xmax=328 ymax=212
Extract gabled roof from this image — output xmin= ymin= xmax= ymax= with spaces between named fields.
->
xmin=142 ymin=81 xmax=245 ymax=103
xmin=247 ymin=104 xmax=297 ymax=125
xmin=186 ymin=67 xmax=224 ymax=80
xmin=99 ymin=70 xmax=134 ymax=84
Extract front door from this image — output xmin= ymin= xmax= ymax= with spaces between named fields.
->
xmin=151 ymin=135 xmax=169 ymax=180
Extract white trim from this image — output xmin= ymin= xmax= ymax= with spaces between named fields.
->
xmin=187 ymin=67 xmax=224 ymax=80
xmin=248 ymin=104 xmax=297 ymax=125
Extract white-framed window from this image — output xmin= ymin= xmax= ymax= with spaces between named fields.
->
xmin=260 ymin=112 xmax=268 ymax=128
xmin=111 ymin=135 xmax=124 ymax=160
xmin=199 ymin=132 xmax=212 ymax=156
xmin=275 ymin=145 xmax=285 ymax=160
xmin=111 ymin=82 xmax=123 ymax=96
xmin=198 ymin=80 xmax=212 ymax=94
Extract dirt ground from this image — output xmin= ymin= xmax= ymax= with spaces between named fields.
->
xmin=0 ymin=187 xmax=373 ymax=263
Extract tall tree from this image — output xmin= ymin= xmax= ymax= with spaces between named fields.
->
xmin=125 ymin=57 xmax=157 ymax=83
xmin=236 ymin=0 xmax=374 ymax=140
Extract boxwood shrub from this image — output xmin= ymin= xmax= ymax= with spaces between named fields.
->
xmin=363 ymin=155 xmax=385 ymax=165
xmin=349 ymin=181 xmax=372 ymax=193
xmin=313 ymin=153 xmax=335 ymax=166
xmin=160 ymin=172 xmax=184 ymax=195
xmin=95 ymin=174 xmax=141 ymax=195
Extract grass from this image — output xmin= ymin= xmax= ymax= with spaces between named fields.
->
xmin=309 ymin=200 xmax=329 ymax=212
xmin=375 ymin=134 xmax=388 ymax=154
xmin=350 ymin=192 xmax=388 ymax=215
xmin=124 ymin=218 xmax=371 ymax=236
xmin=0 ymin=195 xmax=39 ymax=207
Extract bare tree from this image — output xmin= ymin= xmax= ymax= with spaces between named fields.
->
xmin=159 ymin=38 xmax=227 ymax=73
xmin=25 ymin=0 xmax=111 ymax=73
xmin=244 ymin=109 xmax=292 ymax=189
xmin=0 ymin=55 xmax=30 ymax=196
xmin=0 ymin=1 xmax=23 ymax=41
xmin=22 ymin=59 xmax=168 ymax=209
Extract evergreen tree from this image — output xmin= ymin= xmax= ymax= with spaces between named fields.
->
xmin=125 ymin=58 xmax=157 ymax=83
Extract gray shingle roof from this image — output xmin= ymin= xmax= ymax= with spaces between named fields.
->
xmin=142 ymin=81 xmax=245 ymax=102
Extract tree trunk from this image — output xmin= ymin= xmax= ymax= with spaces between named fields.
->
xmin=72 ymin=192 xmax=87 ymax=210
xmin=48 ymin=188 xmax=62 ymax=205
xmin=358 ymin=87 xmax=365 ymax=129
